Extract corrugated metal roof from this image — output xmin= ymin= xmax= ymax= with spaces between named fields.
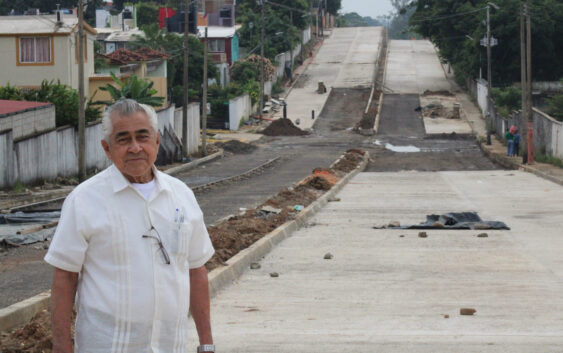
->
xmin=105 ymin=29 xmax=145 ymax=42
xmin=0 ymin=15 xmax=96 ymax=35
xmin=0 ymin=100 xmax=52 ymax=117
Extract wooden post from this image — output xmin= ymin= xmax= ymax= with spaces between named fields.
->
xmin=520 ymin=3 xmax=527 ymax=163
xmin=78 ymin=0 xmax=86 ymax=181
xmin=182 ymin=2 xmax=190 ymax=158
xmin=202 ymin=27 xmax=208 ymax=156
xmin=259 ymin=1 xmax=265 ymax=118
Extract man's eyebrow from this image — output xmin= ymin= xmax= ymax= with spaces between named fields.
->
xmin=135 ymin=129 xmax=151 ymax=134
xmin=114 ymin=131 xmax=131 ymax=138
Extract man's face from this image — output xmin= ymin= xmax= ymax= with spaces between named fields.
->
xmin=101 ymin=111 xmax=160 ymax=183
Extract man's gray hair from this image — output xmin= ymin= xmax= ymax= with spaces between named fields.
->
xmin=102 ymin=99 xmax=159 ymax=142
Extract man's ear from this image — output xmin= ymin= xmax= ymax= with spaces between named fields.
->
xmin=101 ymin=139 xmax=112 ymax=160
xmin=156 ymin=131 xmax=161 ymax=147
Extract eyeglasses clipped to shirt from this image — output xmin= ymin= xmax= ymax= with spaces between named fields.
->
xmin=142 ymin=226 xmax=171 ymax=265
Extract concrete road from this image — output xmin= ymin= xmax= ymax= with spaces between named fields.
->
xmin=273 ymin=27 xmax=383 ymax=129
xmin=190 ymin=171 xmax=563 ymax=352
xmin=385 ymin=40 xmax=452 ymax=94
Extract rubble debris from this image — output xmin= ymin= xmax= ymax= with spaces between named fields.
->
xmin=260 ymin=118 xmax=309 ymax=136
xmin=250 ymin=262 xmax=261 ymax=270
xmin=418 ymin=232 xmax=428 ymax=238
xmin=270 ymin=272 xmax=279 ymax=278
xmin=328 ymin=197 xmax=341 ymax=202
xmin=317 ymin=81 xmax=327 ymax=94
xmin=294 ymin=205 xmax=305 ymax=211
xmin=385 ymin=212 xmax=510 ymax=230
xmin=324 ymin=253 xmax=334 ymax=260
xmin=332 ymin=149 xmax=365 ymax=173
xmin=388 ymin=221 xmax=400 ymax=228
xmin=422 ymin=89 xmax=455 ymax=97
xmin=214 ymin=140 xmax=257 ymax=154
xmin=444 ymin=314 xmax=450 ymax=319
xmin=477 ymin=233 xmax=489 ymax=238
xmin=460 ymin=308 xmax=477 ymax=316
xmin=260 ymin=206 xmax=282 ymax=214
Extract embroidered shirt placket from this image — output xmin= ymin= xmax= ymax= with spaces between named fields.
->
xmin=145 ymin=196 xmax=161 ymax=350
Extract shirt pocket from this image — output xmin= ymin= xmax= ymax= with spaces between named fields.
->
xmin=165 ymin=221 xmax=192 ymax=267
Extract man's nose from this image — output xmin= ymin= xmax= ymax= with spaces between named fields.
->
xmin=128 ymin=138 xmax=142 ymax=153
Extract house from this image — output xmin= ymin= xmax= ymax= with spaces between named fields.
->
xmin=198 ymin=26 xmax=240 ymax=87
xmin=0 ymin=14 xmax=96 ymax=97
xmin=101 ymin=28 xmax=145 ymax=54
xmin=0 ymin=100 xmax=56 ymax=140
xmin=90 ymin=47 xmax=169 ymax=108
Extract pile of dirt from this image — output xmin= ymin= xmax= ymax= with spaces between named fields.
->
xmin=332 ymin=149 xmax=366 ymax=173
xmin=1 ymin=310 xmax=52 ymax=352
xmin=260 ymin=118 xmax=309 ymax=136
xmin=422 ymin=90 xmax=455 ymax=97
xmin=215 ymin=140 xmax=257 ymax=154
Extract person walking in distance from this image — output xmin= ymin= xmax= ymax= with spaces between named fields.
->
xmin=505 ymin=127 xmax=515 ymax=156
xmin=45 ymin=99 xmax=216 ymax=353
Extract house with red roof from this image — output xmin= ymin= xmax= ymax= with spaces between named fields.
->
xmin=90 ymin=47 xmax=170 ymax=108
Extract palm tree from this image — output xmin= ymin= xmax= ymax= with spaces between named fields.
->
xmin=93 ymin=72 xmax=164 ymax=107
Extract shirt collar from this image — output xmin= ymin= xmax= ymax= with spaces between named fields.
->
xmin=109 ymin=164 xmax=172 ymax=195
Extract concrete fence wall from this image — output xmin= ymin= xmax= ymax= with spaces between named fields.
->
xmin=488 ymin=97 xmax=563 ymax=160
xmin=173 ymin=103 xmax=200 ymax=155
xmin=228 ymin=94 xmax=251 ymax=131
xmin=0 ymin=105 xmax=56 ymax=141
xmin=476 ymin=79 xmax=488 ymax=114
xmin=0 ymin=104 xmax=201 ymax=188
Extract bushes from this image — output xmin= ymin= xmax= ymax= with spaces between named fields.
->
xmin=0 ymin=80 xmax=100 ymax=127
xmin=492 ymin=86 xmax=521 ymax=117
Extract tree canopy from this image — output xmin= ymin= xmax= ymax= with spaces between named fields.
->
xmin=409 ymin=0 xmax=563 ymax=85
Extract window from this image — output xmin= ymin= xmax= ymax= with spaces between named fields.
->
xmin=18 ymin=37 xmax=52 ymax=64
xmin=208 ymin=39 xmax=225 ymax=53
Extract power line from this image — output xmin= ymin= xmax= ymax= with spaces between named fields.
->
xmin=410 ymin=7 xmax=485 ymax=23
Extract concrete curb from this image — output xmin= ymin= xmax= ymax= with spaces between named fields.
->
xmin=207 ymin=151 xmax=369 ymax=298
xmin=0 ymin=291 xmax=50 ymax=332
xmin=164 ymin=149 xmax=224 ymax=176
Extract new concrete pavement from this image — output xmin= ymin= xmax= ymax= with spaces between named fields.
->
xmin=273 ymin=27 xmax=383 ymax=129
xmin=190 ymin=171 xmax=563 ymax=352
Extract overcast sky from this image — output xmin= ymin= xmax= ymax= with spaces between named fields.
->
xmin=340 ymin=0 xmax=394 ymax=18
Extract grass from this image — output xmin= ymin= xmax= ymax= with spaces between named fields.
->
xmin=534 ymin=153 xmax=563 ymax=169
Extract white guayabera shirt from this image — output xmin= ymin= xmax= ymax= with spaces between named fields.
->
xmin=45 ymin=164 xmax=214 ymax=353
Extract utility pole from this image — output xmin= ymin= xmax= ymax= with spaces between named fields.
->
xmin=182 ymin=1 xmax=189 ymax=158
xmin=78 ymin=0 xmax=86 ymax=181
xmin=259 ymin=0 xmax=265 ymax=118
xmin=520 ymin=2 xmax=528 ymax=163
xmin=290 ymin=10 xmax=294 ymax=76
xmin=202 ymin=27 xmax=208 ymax=156
xmin=526 ymin=0 xmax=534 ymax=163
xmin=486 ymin=4 xmax=492 ymax=145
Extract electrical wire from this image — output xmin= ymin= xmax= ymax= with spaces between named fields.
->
xmin=410 ymin=7 xmax=486 ymax=23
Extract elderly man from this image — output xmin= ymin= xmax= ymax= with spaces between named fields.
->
xmin=45 ymin=99 xmax=215 ymax=353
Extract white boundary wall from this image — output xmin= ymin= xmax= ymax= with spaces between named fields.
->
xmin=228 ymin=94 xmax=251 ymax=131
xmin=173 ymin=103 xmax=200 ymax=155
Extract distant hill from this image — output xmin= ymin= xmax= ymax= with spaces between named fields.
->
xmin=338 ymin=12 xmax=382 ymax=27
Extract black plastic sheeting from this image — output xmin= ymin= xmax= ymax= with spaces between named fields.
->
xmin=0 ymin=211 xmax=60 ymax=224
xmin=0 ymin=228 xmax=55 ymax=246
xmin=376 ymin=212 xmax=510 ymax=230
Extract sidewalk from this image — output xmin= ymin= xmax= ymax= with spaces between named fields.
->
xmin=448 ymin=72 xmax=563 ymax=186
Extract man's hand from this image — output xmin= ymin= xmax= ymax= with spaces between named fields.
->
xmin=190 ymin=266 xmax=213 ymax=348
xmin=51 ymin=268 xmax=78 ymax=353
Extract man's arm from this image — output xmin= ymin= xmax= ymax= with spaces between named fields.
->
xmin=190 ymin=266 xmax=213 ymax=348
xmin=51 ymin=267 xmax=79 ymax=353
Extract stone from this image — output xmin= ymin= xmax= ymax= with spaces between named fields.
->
xmin=261 ymin=206 xmax=282 ymax=214
xmin=460 ymin=308 xmax=476 ymax=315
xmin=270 ymin=272 xmax=279 ymax=278
xmin=432 ymin=222 xmax=445 ymax=228
xmin=43 ymin=243 xmax=50 ymax=250
xmin=399 ymin=235 xmax=405 ymax=238
xmin=477 ymin=233 xmax=489 ymax=238
xmin=328 ymin=197 xmax=341 ymax=202
xmin=388 ymin=220 xmax=401 ymax=228
xmin=250 ymin=262 xmax=261 ymax=270
xmin=324 ymin=253 xmax=333 ymax=260
xmin=418 ymin=232 xmax=428 ymax=238
xmin=444 ymin=314 xmax=450 ymax=319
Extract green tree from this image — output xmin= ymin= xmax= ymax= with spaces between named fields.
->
xmin=410 ymin=0 xmax=563 ymax=85
xmin=0 ymin=80 xmax=100 ymax=126
xmin=136 ymin=3 xmax=159 ymax=28
xmin=94 ymin=73 xmax=164 ymax=107
xmin=326 ymin=0 xmax=342 ymax=16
